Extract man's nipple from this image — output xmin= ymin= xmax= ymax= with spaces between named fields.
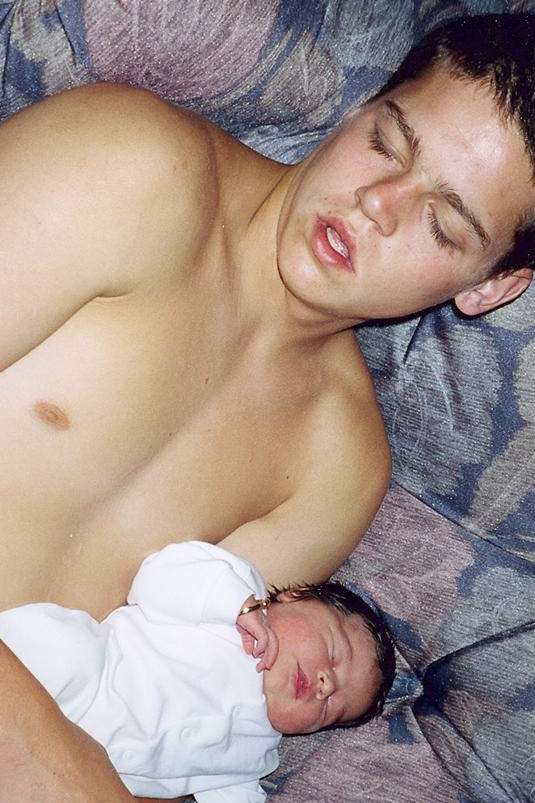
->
xmin=32 ymin=400 xmax=71 ymax=431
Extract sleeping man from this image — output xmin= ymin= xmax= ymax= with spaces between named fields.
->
xmin=2 ymin=13 xmax=535 ymax=801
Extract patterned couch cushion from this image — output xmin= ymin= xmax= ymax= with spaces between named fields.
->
xmin=269 ymin=485 xmax=535 ymax=801
xmin=351 ymin=288 xmax=535 ymax=801
xmin=0 ymin=0 xmax=89 ymax=120
xmin=1 ymin=1 xmax=534 ymax=800
xmin=356 ymin=287 xmax=535 ymax=563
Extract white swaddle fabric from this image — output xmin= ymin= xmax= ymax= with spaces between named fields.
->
xmin=0 ymin=541 xmax=280 ymax=800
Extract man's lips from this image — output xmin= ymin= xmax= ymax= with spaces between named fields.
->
xmin=295 ymin=666 xmax=310 ymax=699
xmin=311 ymin=217 xmax=355 ymax=273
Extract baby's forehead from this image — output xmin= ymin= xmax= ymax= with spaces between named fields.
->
xmin=301 ymin=599 xmax=363 ymax=631
xmin=326 ymin=606 xmax=377 ymax=652
xmin=276 ymin=595 xmax=376 ymax=651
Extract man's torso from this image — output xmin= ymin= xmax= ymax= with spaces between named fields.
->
xmin=0 ymin=85 xmax=387 ymax=618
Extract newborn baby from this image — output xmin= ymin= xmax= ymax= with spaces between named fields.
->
xmin=0 ymin=542 xmax=395 ymax=801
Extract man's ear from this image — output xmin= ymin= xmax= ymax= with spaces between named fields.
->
xmin=454 ymin=267 xmax=533 ymax=316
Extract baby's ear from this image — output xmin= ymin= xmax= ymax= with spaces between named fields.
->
xmin=454 ymin=266 xmax=532 ymax=316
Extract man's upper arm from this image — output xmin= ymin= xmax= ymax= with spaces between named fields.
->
xmin=223 ymin=389 xmax=391 ymax=586
xmin=0 ymin=84 xmax=213 ymax=370
xmin=0 ymin=639 xmax=134 ymax=802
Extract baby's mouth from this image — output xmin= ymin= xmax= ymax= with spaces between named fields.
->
xmin=295 ymin=666 xmax=310 ymax=699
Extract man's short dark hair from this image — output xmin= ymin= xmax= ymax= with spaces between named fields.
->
xmin=381 ymin=13 xmax=535 ymax=276
xmin=268 ymin=580 xmax=396 ymax=728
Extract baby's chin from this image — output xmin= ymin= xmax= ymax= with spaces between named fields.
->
xmin=263 ymin=691 xmax=280 ymax=731
xmin=263 ymin=694 xmax=288 ymax=733
xmin=263 ymin=694 xmax=318 ymax=736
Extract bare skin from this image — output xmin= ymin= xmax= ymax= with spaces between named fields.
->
xmin=0 ymin=84 xmax=388 ymax=801
xmin=0 ymin=86 xmax=388 ymax=620
xmin=2 ymin=67 xmax=535 ymax=799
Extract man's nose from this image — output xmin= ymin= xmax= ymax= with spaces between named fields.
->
xmin=355 ymin=174 xmax=423 ymax=237
xmin=316 ymin=669 xmax=335 ymax=700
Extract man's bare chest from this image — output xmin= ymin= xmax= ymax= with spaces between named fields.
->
xmin=0 ymin=293 xmax=310 ymax=611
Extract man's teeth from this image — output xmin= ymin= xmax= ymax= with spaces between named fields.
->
xmin=326 ymin=226 xmax=349 ymax=258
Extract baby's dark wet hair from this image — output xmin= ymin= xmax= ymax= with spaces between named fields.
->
xmin=268 ymin=580 xmax=396 ymax=728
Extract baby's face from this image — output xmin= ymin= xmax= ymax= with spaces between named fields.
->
xmin=263 ymin=596 xmax=379 ymax=735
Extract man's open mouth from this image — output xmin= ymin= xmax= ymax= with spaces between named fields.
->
xmin=312 ymin=217 xmax=355 ymax=272
xmin=326 ymin=226 xmax=350 ymax=259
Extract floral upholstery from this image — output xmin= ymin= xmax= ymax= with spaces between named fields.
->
xmin=1 ymin=1 xmax=534 ymax=800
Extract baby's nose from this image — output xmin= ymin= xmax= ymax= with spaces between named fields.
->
xmin=316 ymin=669 xmax=335 ymax=699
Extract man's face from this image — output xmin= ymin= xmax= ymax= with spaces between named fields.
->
xmin=262 ymin=598 xmax=379 ymax=735
xmin=276 ymin=66 xmax=535 ymax=325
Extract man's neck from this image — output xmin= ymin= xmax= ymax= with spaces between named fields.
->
xmin=231 ymin=166 xmax=361 ymax=350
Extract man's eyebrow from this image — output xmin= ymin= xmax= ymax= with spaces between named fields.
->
xmin=438 ymin=184 xmax=490 ymax=248
xmin=384 ymin=99 xmax=491 ymax=249
xmin=384 ymin=99 xmax=421 ymax=159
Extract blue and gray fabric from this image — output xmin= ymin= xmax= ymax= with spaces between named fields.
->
xmin=1 ymin=2 xmax=534 ymax=800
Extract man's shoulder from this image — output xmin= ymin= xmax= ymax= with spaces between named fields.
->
xmin=16 ymin=82 xmax=215 ymax=161
xmin=5 ymin=83 xmax=219 ymax=217
xmin=315 ymin=377 xmax=389 ymax=481
xmin=318 ymin=330 xmax=385 ymax=426
xmin=259 ymin=338 xmax=390 ymax=579
xmin=300 ymin=331 xmax=391 ymax=497
xmin=1 ymin=84 xmax=228 ymax=293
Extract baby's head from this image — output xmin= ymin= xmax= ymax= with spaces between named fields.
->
xmin=262 ymin=581 xmax=395 ymax=735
